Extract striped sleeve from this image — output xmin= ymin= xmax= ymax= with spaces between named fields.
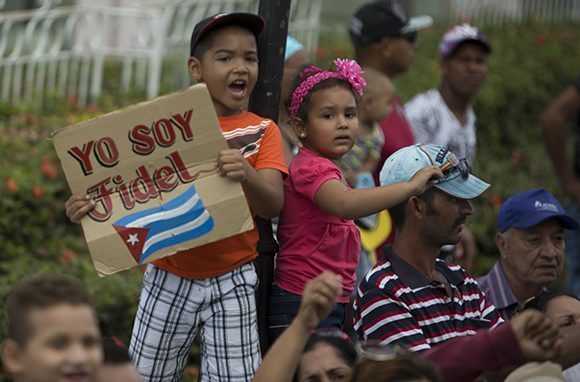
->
xmin=354 ymin=288 xmax=432 ymax=352
xmin=474 ymin=276 xmax=504 ymax=329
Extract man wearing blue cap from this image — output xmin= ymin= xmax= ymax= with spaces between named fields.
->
xmin=478 ymin=188 xmax=579 ymax=321
xmin=353 ymin=143 xmax=503 ymax=351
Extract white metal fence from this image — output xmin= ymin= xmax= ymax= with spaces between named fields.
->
xmin=446 ymin=0 xmax=580 ymax=25
xmin=0 ymin=0 xmax=322 ymax=106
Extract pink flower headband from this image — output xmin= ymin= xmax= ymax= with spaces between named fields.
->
xmin=289 ymin=58 xmax=366 ymax=119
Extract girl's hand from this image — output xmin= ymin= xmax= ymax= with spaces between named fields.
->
xmin=295 ymin=271 xmax=343 ymax=331
xmin=65 ymin=194 xmax=96 ymax=224
xmin=408 ymin=165 xmax=443 ymax=195
xmin=217 ymin=149 xmax=249 ymax=182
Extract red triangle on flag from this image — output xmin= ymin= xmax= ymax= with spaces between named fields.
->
xmin=113 ymin=225 xmax=151 ymax=264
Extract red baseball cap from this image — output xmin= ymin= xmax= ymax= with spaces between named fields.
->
xmin=190 ymin=12 xmax=265 ymax=56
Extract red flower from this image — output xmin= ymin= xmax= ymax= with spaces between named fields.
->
xmin=6 ymin=178 xmax=18 ymax=192
xmin=488 ymin=192 xmax=502 ymax=210
xmin=66 ymin=94 xmax=78 ymax=107
xmin=59 ymin=249 xmax=77 ymax=265
xmin=32 ymin=186 xmax=43 ymax=199
xmin=534 ymin=36 xmax=545 ymax=46
xmin=41 ymin=161 xmax=58 ymax=179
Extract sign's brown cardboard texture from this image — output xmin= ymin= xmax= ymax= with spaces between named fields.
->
xmin=52 ymin=84 xmax=254 ymax=275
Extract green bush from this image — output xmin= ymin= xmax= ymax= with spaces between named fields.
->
xmin=0 ymin=100 xmax=142 ymax=347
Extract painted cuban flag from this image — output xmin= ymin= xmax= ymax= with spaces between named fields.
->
xmin=113 ymin=185 xmax=214 ymax=264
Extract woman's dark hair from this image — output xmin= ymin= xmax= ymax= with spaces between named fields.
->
xmin=286 ymin=69 xmax=358 ymax=121
xmin=520 ymin=290 xmax=576 ymax=313
xmin=349 ymin=352 xmax=441 ymax=382
xmin=294 ymin=330 xmax=357 ymax=382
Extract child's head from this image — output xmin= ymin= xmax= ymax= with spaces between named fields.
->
xmin=1 ymin=274 xmax=102 ymax=382
xmin=187 ymin=13 xmax=264 ymax=117
xmin=358 ymin=68 xmax=394 ymax=126
xmin=288 ymin=58 xmax=366 ymax=159
xmin=95 ymin=338 xmax=140 ymax=382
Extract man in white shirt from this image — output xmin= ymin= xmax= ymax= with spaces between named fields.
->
xmin=406 ymin=24 xmax=490 ymax=160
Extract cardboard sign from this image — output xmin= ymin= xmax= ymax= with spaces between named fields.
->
xmin=52 ymin=84 xmax=254 ymax=275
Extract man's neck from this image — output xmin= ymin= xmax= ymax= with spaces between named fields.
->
xmin=392 ymin=231 xmax=441 ymax=278
xmin=500 ymin=261 xmax=543 ymax=303
xmin=439 ymin=83 xmax=471 ymax=124
xmin=358 ymin=58 xmax=398 ymax=80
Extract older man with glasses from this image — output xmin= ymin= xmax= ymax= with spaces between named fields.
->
xmin=353 ymin=143 xmax=503 ymax=352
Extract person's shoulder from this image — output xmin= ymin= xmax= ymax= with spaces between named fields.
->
xmin=290 ymin=149 xmax=337 ymax=175
xmin=405 ymin=89 xmax=439 ymax=106
xmin=359 ymin=259 xmax=399 ymax=291
xmin=242 ymin=111 xmax=277 ymax=126
xmin=436 ymin=258 xmax=478 ymax=285
xmin=219 ymin=111 xmax=275 ymax=129
xmin=405 ymin=89 xmax=442 ymax=117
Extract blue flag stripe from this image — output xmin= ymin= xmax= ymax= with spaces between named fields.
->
xmin=141 ymin=214 xmax=215 ymax=261
xmin=140 ymin=199 xmax=206 ymax=239
xmin=115 ymin=185 xmax=199 ymax=227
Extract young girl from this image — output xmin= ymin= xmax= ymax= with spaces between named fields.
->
xmin=267 ymin=58 xmax=442 ymax=342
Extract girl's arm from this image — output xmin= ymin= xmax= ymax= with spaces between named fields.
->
xmin=314 ymin=165 xmax=442 ymax=220
xmin=253 ymin=272 xmax=342 ymax=382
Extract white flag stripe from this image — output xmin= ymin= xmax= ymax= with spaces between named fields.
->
xmin=127 ymin=194 xmax=200 ymax=228
xmin=142 ymin=210 xmax=211 ymax=254
xmin=221 ymin=121 xmax=270 ymax=139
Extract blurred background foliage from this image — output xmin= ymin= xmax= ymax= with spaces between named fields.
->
xmin=0 ymin=21 xmax=578 ymax=380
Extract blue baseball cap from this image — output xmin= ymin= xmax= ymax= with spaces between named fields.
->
xmin=497 ymin=188 xmax=579 ymax=233
xmin=379 ymin=143 xmax=490 ymax=199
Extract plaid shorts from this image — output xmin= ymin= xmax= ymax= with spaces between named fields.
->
xmin=129 ymin=263 xmax=261 ymax=381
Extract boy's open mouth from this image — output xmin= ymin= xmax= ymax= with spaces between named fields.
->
xmin=228 ymin=79 xmax=247 ymax=98
xmin=63 ymin=370 xmax=89 ymax=381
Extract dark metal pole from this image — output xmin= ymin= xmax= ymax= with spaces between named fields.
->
xmin=249 ymin=0 xmax=291 ymax=354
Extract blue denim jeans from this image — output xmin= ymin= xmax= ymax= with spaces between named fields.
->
xmin=267 ymin=284 xmax=346 ymax=344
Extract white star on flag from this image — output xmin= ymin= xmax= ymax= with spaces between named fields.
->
xmin=127 ymin=234 xmax=139 ymax=246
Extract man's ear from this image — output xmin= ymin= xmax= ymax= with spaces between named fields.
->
xmin=496 ymin=232 xmax=508 ymax=259
xmin=187 ymin=57 xmax=203 ymax=82
xmin=410 ymin=196 xmax=424 ymax=219
xmin=291 ymin=118 xmax=306 ymax=140
xmin=1 ymin=339 xmax=24 ymax=377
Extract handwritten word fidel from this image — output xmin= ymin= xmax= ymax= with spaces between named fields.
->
xmin=66 ymin=109 xmax=203 ymax=222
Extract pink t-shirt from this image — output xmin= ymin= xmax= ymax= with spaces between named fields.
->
xmin=275 ymin=148 xmax=361 ymax=303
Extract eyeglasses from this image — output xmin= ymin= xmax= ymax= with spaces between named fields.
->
xmin=357 ymin=342 xmax=406 ymax=362
xmin=417 ymin=144 xmax=472 ymax=182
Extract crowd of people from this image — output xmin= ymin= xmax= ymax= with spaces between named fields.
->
xmin=2 ymin=1 xmax=580 ymax=381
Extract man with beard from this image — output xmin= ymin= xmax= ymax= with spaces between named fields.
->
xmin=478 ymin=188 xmax=579 ymax=321
xmin=353 ymin=143 xmax=503 ymax=351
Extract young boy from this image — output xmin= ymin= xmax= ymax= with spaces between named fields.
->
xmin=339 ymin=68 xmax=394 ymax=188
xmin=64 ymin=12 xmax=287 ymax=381
xmin=1 ymin=274 xmax=103 ymax=382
